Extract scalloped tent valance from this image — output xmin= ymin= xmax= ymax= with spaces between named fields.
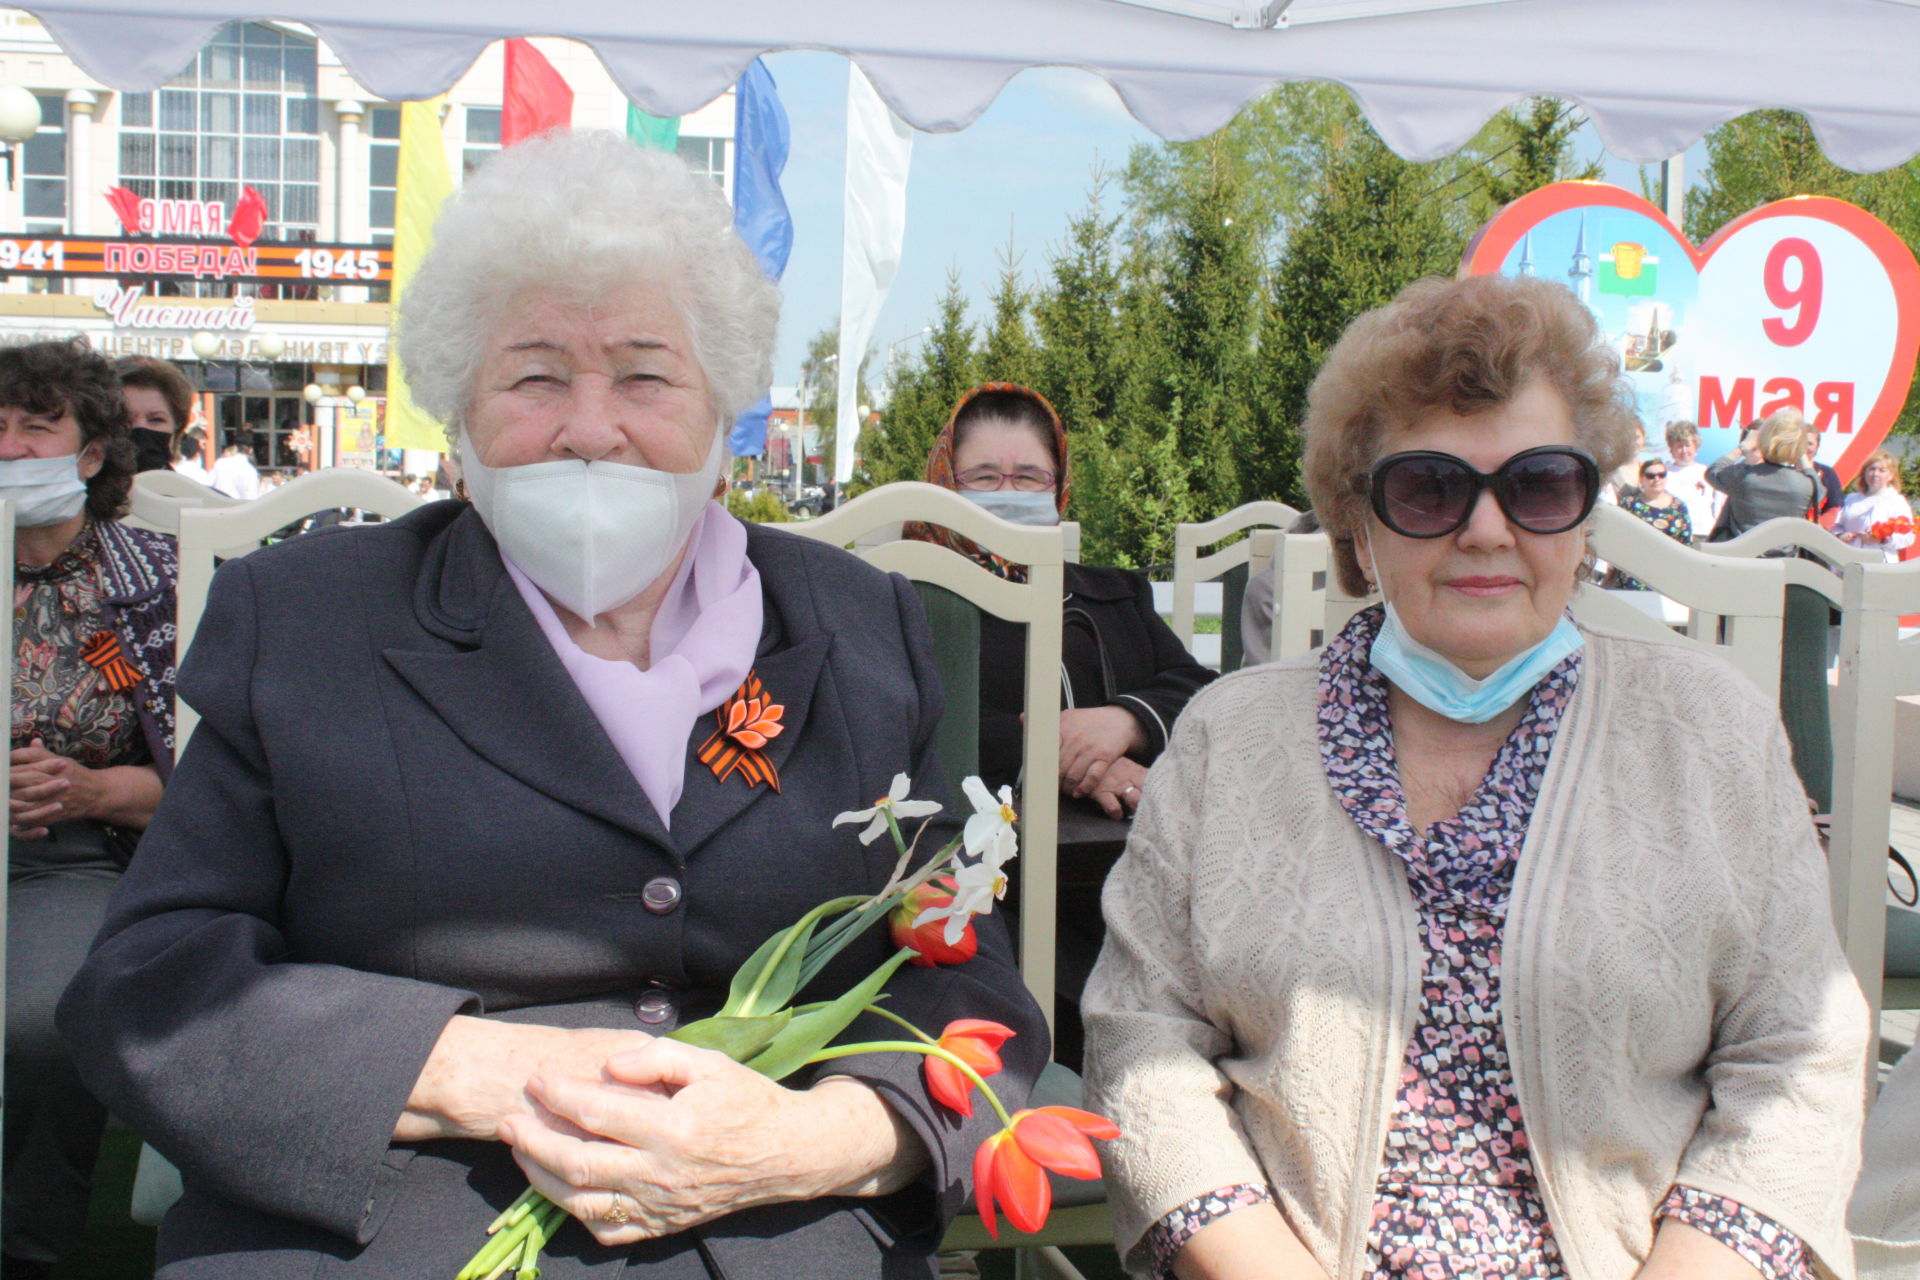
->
xmin=21 ymin=0 xmax=1920 ymax=171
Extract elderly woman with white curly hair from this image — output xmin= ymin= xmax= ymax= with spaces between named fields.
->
xmin=58 ymin=132 xmax=1046 ymax=1280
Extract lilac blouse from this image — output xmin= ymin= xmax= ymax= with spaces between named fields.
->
xmin=1144 ymin=606 xmax=1814 ymax=1280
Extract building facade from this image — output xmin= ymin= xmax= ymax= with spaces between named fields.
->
xmin=0 ymin=11 xmax=735 ymax=472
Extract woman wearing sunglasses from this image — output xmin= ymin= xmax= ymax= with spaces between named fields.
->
xmin=1603 ymin=458 xmax=1695 ymax=590
xmin=1083 ymin=274 xmax=1866 ymax=1280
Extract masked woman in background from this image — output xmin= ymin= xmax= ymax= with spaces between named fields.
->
xmin=115 ymin=354 xmax=196 ymax=476
xmin=2 ymin=339 xmax=178 ymax=1278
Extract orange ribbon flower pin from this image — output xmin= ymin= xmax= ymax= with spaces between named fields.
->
xmin=80 ymin=630 xmax=142 ymax=693
xmin=698 ymin=671 xmax=785 ymax=791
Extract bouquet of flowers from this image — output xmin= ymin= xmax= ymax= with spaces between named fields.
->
xmin=1870 ymin=515 xmax=1914 ymax=543
xmin=456 ymin=774 xmax=1117 ymax=1280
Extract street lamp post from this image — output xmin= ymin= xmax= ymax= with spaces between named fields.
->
xmin=796 ymin=351 xmax=838 ymax=507
xmin=882 ymin=326 xmax=932 ymax=407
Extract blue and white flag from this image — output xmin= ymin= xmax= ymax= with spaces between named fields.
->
xmin=729 ymin=58 xmax=791 ymax=458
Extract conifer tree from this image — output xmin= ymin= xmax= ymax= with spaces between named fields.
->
xmin=861 ymin=274 xmax=979 ymax=485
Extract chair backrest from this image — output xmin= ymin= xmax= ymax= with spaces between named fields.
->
xmin=778 ymin=481 xmax=1065 ymax=1024
xmin=1579 ymin=504 xmax=1787 ymax=702
xmin=0 ymin=503 xmax=12 ymax=1135
xmin=1833 ymin=560 xmax=1920 ymax=1034
xmin=1060 ymin=520 xmax=1081 ymax=564
xmin=175 ymin=468 xmax=424 ymax=748
xmin=123 ymin=468 xmax=241 ymax=535
xmin=1171 ymin=502 xmax=1301 ymax=669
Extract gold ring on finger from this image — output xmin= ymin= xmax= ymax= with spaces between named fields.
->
xmin=604 ymin=1198 xmax=633 ymax=1225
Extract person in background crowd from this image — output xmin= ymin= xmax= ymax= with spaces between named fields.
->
xmin=171 ymin=427 xmax=210 ymax=486
xmin=57 ymin=132 xmax=1045 ymax=1280
xmin=1662 ymin=420 xmax=1720 ymax=535
xmin=0 ymin=340 xmax=178 ymax=1280
xmin=115 ymin=356 xmax=195 ymax=476
xmin=1804 ymin=428 xmax=1843 ymax=527
xmin=1705 ymin=408 xmax=1822 ymax=543
xmin=910 ymin=382 xmax=1215 ymax=1068
xmin=1833 ymin=449 xmax=1916 ymax=562
xmin=1604 ymin=457 xmax=1693 ymax=590
xmin=208 ymin=433 xmax=260 ymax=500
xmin=1085 ymin=273 xmax=1867 ymax=1280
xmin=911 ymin=383 xmax=1216 ymax=824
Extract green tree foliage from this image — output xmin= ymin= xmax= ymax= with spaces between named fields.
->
xmin=1685 ymin=110 xmax=1920 ymax=433
xmin=724 ymin=488 xmax=792 ymax=523
xmin=862 ymin=275 xmax=979 ymax=485
xmin=871 ymin=87 xmax=1603 ymax=565
xmin=798 ymin=323 xmax=873 ymax=481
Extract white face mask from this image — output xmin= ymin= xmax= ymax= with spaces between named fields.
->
xmin=961 ymin=489 xmax=1061 ymax=526
xmin=0 ymin=454 xmax=89 ymax=528
xmin=458 ymin=431 xmax=725 ymax=621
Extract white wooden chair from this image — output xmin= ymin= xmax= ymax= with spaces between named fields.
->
xmin=121 ymin=469 xmax=239 ymax=535
xmin=174 ymin=468 xmax=423 ymax=750
xmin=0 ymin=504 xmax=13 ymax=1178
xmin=1169 ymin=501 xmax=1300 ymax=671
xmin=777 ymin=484 xmax=1100 ymax=1276
xmin=1833 ymin=559 xmax=1920 ymax=1044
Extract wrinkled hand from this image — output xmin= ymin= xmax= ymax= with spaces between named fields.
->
xmin=11 ymin=740 xmax=99 ymax=838
xmin=498 ymin=1038 xmax=916 ymax=1245
xmin=1058 ymin=706 xmax=1147 ymax=798
xmin=399 ymin=1019 xmax=662 ymax=1143
xmin=1086 ymin=757 xmax=1149 ymax=820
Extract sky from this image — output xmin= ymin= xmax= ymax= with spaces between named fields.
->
xmin=759 ymin=50 xmax=1708 ymax=393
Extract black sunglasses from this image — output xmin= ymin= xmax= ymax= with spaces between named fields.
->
xmin=1367 ymin=446 xmax=1600 ymax=539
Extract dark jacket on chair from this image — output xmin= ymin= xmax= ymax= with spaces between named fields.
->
xmin=58 ymin=501 xmax=1048 ymax=1280
xmin=976 ymin=563 xmax=1216 ymax=792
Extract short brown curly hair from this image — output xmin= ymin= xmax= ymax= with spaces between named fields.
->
xmin=115 ymin=354 xmax=197 ymax=434
xmin=0 ymin=339 xmax=137 ymax=521
xmin=1302 ymin=274 xmax=1641 ymax=596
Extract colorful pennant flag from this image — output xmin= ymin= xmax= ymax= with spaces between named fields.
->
xmin=728 ymin=59 xmax=792 ymax=459
xmin=626 ymin=104 xmax=680 ymax=153
xmin=384 ymin=98 xmax=454 ymax=454
xmin=1598 ymin=240 xmax=1659 ymax=297
xmin=502 ymin=38 xmax=573 ymax=147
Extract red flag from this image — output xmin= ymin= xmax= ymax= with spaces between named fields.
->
xmin=502 ymin=38 xmax=573 ymax=147
xmin=226 ymin=185 xmax=267 ymax=247
xmin=104 ymin=186 xmax=144 ymax=235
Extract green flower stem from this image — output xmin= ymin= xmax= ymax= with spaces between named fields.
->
xmin=483 ymin=1186 xmax=542 ymax=1236
xmin=739 ymin=895 xmax=866 ymax=1012
xmin=862 ymin=1003 xmax=939 ymax=1047
xmin=459 ymin=1215 xmax=526 ymax=1280
xmin=799 ymin=839 xmax=964 ymax=988
xmin=804 ymin=1039 xmax=1016 ymax=1130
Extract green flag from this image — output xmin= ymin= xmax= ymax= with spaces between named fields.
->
xmin=1598 ymin=242 xmax=1658 ymax=297
xmin=627 ymin=103 xmax=680 ymax=152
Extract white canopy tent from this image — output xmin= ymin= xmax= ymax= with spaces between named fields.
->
xmin=17 ymin=0 xmax=1920 ymax=171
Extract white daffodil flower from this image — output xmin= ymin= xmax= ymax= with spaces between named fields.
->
xmin=832 ymin=772 xmax=943 ymax=845
xmin=961 ymin=776 xmax=1020 ymax=870
xmin=913 ymin=857 xmax=1010 ymax=946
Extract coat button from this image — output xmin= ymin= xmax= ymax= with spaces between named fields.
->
xmin=634 ymin=990 xmax=676 ymax=1024
xmin=641 ymin=876 xmax=682 ymax=915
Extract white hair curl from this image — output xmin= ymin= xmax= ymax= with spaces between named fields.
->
xmin=394 ymin=130 xmax=780 ymax=443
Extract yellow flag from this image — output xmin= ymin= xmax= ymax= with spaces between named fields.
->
xmin=384 ymin=98 xmax=454 ymax=453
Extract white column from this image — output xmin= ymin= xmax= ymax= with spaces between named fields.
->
xmin=334 ymin=100 xmax=366 ymax=241
xmin=333 ymin=100 xmax=369 ymax=303
xmin=65 ymin=90 xmax=96 ymax=234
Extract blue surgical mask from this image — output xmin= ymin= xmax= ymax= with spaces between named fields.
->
xmin=961 ymin=490 xmax=1060 ymax=526
xmin=1369 ymin=602 xmax=1583 ymax=723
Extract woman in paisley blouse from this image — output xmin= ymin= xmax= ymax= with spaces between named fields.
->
xmin=1083 ymin=274 xmax=1867 ymax=1280
xmin=1603 ymin=458 xmax=1694 ymax=591
xmin=3 ymin=338 xmax=178 ymax=1278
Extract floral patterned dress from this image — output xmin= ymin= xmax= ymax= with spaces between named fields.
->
xmin=1604 ymin=495 xmax=1693 ymax=591
xmin=1145 ymin=606 xmax=1815 ymax=1279
xmin=13 ymin=521 xmax=150 ymax=769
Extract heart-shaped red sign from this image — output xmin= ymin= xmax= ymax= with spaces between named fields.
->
xmin=1463 ymin=182 xmax=1920 ymax=483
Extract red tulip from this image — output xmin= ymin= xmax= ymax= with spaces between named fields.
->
xmin=925 ymin=1019 xmax=1015 ymax=1117
xmin=889 ymin=878 xmax=978 ymax=967
xmin=972 ymin=1106 xmax=1121 ymax=1239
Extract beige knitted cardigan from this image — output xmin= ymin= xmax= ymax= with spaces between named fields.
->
xmin=1852 ymin=1041 xmax=1920 ymax=1277
xmin=1083 ymin=622 xmax=1870 ymax=1279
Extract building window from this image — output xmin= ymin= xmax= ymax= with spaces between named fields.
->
xmin=22 ymin=91 xmax=66 ymax=231
xmin=463 ymin=107 xmax=500 ymax=178
xmin=116 ymin=21 xmax=322 ymax=246
xmin=676 ymin=135 xmax=729 ymax=191
xmin=367 ymin=105 xmax=399 ymax=240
